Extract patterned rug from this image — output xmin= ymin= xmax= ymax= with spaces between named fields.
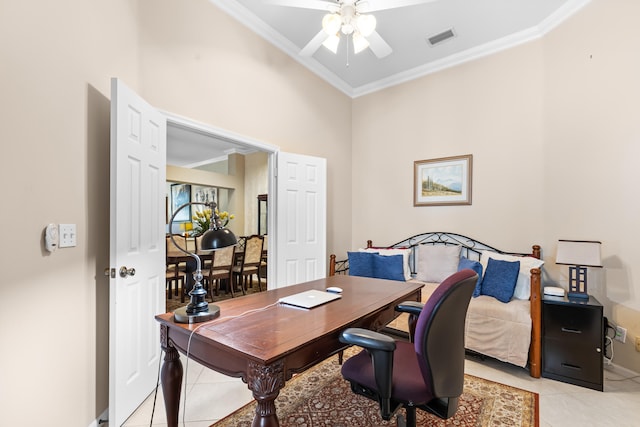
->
xmin=212 ymin=349 xmax=538 ymax=427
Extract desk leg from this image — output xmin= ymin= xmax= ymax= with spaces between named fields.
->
xmin=247 ymin=360 xmax=285 ymax=427
xmin=160 ymin=326 xmax=183 ymax=427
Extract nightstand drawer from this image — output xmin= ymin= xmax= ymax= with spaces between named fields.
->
xmin=542 ymin=295 xmax=603 ymax=391
xmin=543 ymin=303 xmax=601 ymax=342
xmin=543 ymin=338 xmax=602 ymax=384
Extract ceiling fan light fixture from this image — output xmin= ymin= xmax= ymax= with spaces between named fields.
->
xmin=322 ymin=13 xmax=342 ymax=36
xmin=341 ymin=23 xmax=354 ymax=35
xmin=352 ymin=32 xmax=370 ymax=54
xmin=322 ymin=33 xmax=340 ymax=53
xmin=356 ymin=14 xmax=376 ymax=37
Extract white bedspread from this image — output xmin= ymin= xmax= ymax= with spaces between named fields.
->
xmin=387 ymin=281 xmax=532 ymax=368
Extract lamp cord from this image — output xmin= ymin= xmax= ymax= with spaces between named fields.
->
xmin=180 ymin=301 xmax=281 ymax=426
xmin=149 ymin=348 xmax=164 ymax=427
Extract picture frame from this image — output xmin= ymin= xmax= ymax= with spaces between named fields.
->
xmin=170 ymin=183 xmax=191 ymax=221
xmin=191 ymin=185 xmax=218 ymax=217
xmin=414 ymin=154 xmax=472 ymax=206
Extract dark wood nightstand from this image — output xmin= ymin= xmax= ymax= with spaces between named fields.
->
xmin=542 ymin=294 xmax=603 ymax=391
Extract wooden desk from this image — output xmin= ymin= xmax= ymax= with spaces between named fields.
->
xmin=156 ymin=275 xmax=422 ymax=427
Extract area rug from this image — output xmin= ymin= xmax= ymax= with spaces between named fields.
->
xmin=212 ymin=349 xmax=539 ymax=427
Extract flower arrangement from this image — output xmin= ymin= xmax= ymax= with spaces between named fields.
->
xmin=192 ymin=208 xmax=234 ymax=236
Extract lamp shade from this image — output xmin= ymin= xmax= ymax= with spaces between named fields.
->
xmin=201 ymin=227 xmax=237 ymax=250
xmin=356 ymin=14 xmax=376 ymax=37
xmin=353 ymin=32 xmax=370 ymax=54
xmin=556 ymin=240 xmax=602 ymax=267
xmin=322 ymin=34 xmax=340 ymax=53
xmin=322 ymin=13 xmax=341 ymax=35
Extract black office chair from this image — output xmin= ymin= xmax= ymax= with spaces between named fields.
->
xmin=339 ymin=269 xmax=477 ymax=427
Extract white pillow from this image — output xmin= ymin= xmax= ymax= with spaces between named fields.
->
xmin=361 ymin=247 xmax=411 ymax=281
xmin=416 ymin=244 xmax=461 ymax=283
xmin=479 ymin=251 xmax=544 ymax=300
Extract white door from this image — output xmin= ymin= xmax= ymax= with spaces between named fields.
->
xmin=109 ymin=78 xmax=167 ymax=426
xmin=274 ymin=152 xmax=327 ymax=287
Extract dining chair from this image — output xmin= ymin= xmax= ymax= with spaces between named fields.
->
xmin=202 ymin=245 xmax=236 ymax=299
xmin=258 ymin=234 xmax=268 ymax=281
xmin=194 ymin=234 xmax=212 ymax=270
xmin=165 ymin=234 xmax=187 ymax=299
xmin=232 ymin=234 xmax=265 ymax=294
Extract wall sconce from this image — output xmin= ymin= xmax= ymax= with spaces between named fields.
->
xmin=555 ymin=240 xmax=602 ymax=299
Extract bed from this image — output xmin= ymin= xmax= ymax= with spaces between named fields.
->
xmin=329 ymin=232 xmax=543 ymax=378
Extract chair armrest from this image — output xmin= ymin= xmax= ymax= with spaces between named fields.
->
xmin=395 ymin=301 xmax=424 ymax=316
xmin=340 ymin=327 xmax=396 ymax=416
xmin=340 ymin=328 xmax=396 ymax=352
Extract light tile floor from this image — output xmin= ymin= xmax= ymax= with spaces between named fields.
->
xmin=123 ymin=354 xmax=640 ymax=427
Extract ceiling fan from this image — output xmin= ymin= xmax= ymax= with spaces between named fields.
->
xmin=265 ymin=0 xmax=439 ymax=58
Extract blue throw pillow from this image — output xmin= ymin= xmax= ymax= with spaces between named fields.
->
xmin=348 ymin=251 xmax=375 ymax=277
xmin=372 ymin=253 xmax=405 ymax=281
xmin=480 ymin=258 xmax=520 ymax=303
xmin=458 ymin=256 xmax=483 ymax=297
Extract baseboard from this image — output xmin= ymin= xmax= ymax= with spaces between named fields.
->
xmin=88 ymin=408 xmax=108 ymax=427
xmin=604 ymin=361 xmax=640 ymax=380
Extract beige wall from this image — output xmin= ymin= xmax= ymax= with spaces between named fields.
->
xmin=244 ymin=152 xmax=269 ymax=236
xmin=352 ymin=41 xmax=545 ymax=250
xmin=0 ymin=0 xmax=140 ymax=425
xmin=352 ymin=0 xmax=640 ymax=372
xmin=542 ymin=0 xmax=640 ymax=371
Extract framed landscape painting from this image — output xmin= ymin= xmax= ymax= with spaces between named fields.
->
xmin=414 ymin=154 xmax=472 ymax=206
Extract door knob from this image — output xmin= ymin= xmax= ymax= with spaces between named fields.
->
xmin=119 ymin=266 xmax=136 ymax=278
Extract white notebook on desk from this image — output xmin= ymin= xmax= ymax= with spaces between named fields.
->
xmin=279 ymin=290 xmax=341 ymax=309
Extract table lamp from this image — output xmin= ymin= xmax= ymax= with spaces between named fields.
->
xmin=555 ymin=240 xmax=602 ymax=299
xmin=169 ymin=201 xmax=237 ymax=323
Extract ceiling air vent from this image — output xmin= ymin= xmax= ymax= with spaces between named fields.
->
xmin=427 ymin=28 xmax=456 ymax=46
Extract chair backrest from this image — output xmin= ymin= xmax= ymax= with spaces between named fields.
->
xmin=243 ymin=235 xmax=264 ymax=265
xmin=195 ymin=234 xmax=204 ymax=253
xmin=166 ymin=234 xmax=187 ymax=256
xmin=414 ymin=269 xmax=477 ymax=400
xmin=212 ymin=245 xmax=235 ymax=268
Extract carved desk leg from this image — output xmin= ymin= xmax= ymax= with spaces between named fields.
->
xmin=160 ymin=324 xmax=183 ymax=427
xmin=247 ymin=360 xmax=285 ymax=427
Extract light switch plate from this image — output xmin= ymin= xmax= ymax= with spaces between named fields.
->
xmin=59 ymin=224 xmax=77 ymax=248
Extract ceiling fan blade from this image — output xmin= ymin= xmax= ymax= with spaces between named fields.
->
xmin=264 ymin=0 xmax=339 ymax=12
xmin=366 ymin=30 xmax=392 ymax=58
xmin=300 ymin=29 xmax=331 ymax=57
xmin=358 ymin=0 xmax=439 ymax=13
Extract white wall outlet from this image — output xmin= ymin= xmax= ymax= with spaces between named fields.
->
xmin=615 ymin=325 xmax=627 ymax=343
xmin=59 ymin=224 xmax=77 ymax=248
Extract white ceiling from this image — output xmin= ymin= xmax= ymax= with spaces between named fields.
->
xmin=169 ymin=0 xmax=590 ymax=165
xmin=167 ymin=123 xmax=256 ymax=168
xmin=211 ymin=0 xmax=590 ymax=97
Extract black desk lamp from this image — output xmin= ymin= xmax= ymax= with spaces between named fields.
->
xmin=169 ymin=201 xmax=237 ymax=323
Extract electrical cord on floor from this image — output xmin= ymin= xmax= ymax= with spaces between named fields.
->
xmin=605 ymin=374 xmax=640 ymax=381
xmin=149 ymin=348 xmax=164 ymax=427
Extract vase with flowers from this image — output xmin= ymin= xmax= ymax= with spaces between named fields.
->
xmin=192 ymin=208 xmax=234 ymax=236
